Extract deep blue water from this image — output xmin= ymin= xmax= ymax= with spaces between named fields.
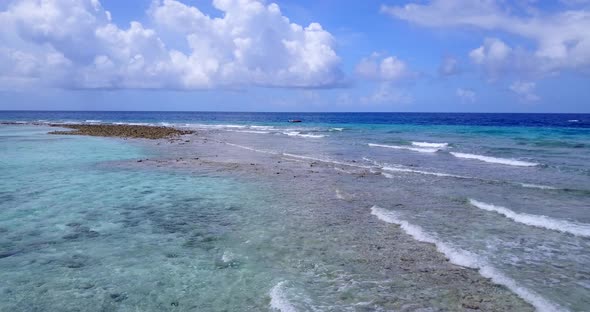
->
xmin=1 ymin=110 xmax=589 ymax=128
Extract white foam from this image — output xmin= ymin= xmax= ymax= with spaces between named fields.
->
xmin=250 ymin=125 xmax=275 ymax=131
xmin=469 ymin=199 xmax=590 ymax=237
xmin=283 ymin=131 xmax=325 ymax=138
xmin=370 ymin=206 xmax=564 ymax=312
xmin=362 ymin=158 xmax=470 ymax=179
xmin=450 ymin=152 xmax=538 ymax=167
xmin=329 ymin=127 xmax=344 ymax=131
xmin=269 ymin=282 xmax=297 ymax=312
xmin=283 ymin=153 xmax=373 ymax=170
xmin=232 ymin=130 xmax=270 ymax=134
xmin=335 ymin=189 xmax=354 ymax=201
xmin=381 ymin=172 xmax=394 ymax=179
xmin=411 ymin=141 xmax=449 ymax=148
xmin=520 ymin=183 xmax=558 ymax=190
xmin=123 ymin=122 xmax=150 ymax=126
xmin=183 ymin=123 xmax=248 ymax=130
xmin=84 ymin=120 xmax=102 ymax=123
xmin=221 ymin=251 xmax=237 ymax=263
xmin=225 ymin=143 xmax=278 ymax=155
xmin=368 ymin=143 xmax=440 ymax=153
xmin=298 ymin=134 xmax=325 ymax=138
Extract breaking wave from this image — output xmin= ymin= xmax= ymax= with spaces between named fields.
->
xmin=368 ymin=143 xmax=440 ymax=153
xmin=283 ymin=131 xmax=325 ymax=138
xmin=469 ymin=199 xmax=590 ymax=237
xmin=370 ymin=206 xmax=563 ymax=312
xmin=411 ymin=141 xmax=449 ymax=148
xmin=450 ymin=152 xmax=539 ymax=167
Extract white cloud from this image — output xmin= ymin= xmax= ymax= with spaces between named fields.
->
xmin=382 ymin=0 xmax=590 ymax=75
xmin=355 ymin=52 xmax=410 ymax=81
xmin=456 ymin=88 xmax=476 ymax=102
xmin=439 ymin=56 xmax=460 ymax=76
xmin=360 ymin=82 xmax=413 ymax=105
xmin=509 ymin=80 xmax=540 ymax=101
xmin=0 ymin=0 xmax=343 ymax=90
xmin=468 ymin=37 xmax=513 ymax=79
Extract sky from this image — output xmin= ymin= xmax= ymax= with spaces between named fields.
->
xmin=0 ymin=0 xmax=589 ymax=112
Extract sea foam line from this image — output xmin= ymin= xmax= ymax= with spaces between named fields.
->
xmin=283 ymin=131 xmax=326 ymax=138
xmin=370 ymin=206 xmax=564 ymax=312
xmin=368 ymin=143 xmax=440 ymax=153
xmin=469 ymin=199 xmax=590 ymax=237
xmin=283 ymin=153 xmax=373 ymax=169
xmin=450 ymin=152 xmax=538 ymax=167
xmin=225 ymin=143 xmax=278 ymax=155
xmin=363 ymin=157 xmax=470 ymax=179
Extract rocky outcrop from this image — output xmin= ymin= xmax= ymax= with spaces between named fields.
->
xmin=48 ymin=124 xmax=193 ymax=139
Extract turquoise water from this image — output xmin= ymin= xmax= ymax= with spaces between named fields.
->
xmin=2 ymin=113 xmax=590 ymax=311
xmin=0 ymin=126 xmax=281 ymax=310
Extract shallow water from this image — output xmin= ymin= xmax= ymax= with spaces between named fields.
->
xmin=1 ymin=112 xmax=590 ymax=311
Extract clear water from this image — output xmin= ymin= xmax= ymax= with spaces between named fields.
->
xmin=1 ymin=112 xmax=590 ymax=311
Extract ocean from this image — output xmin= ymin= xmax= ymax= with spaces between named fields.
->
xmin=1 ymin=111 xmax=589 ymax=311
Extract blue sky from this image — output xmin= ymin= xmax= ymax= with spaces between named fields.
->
xmin=0 ymin=0 xmax=589 ymax=112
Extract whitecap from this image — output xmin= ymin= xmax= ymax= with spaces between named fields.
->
xmin=370 ymin=206 xmax=564 ymax=312
xmin=450 ymin=152 xmax=538 ymax=167
xmin=269 ymin=282 xmax=297 ymax=312
xmin=469 ymin=199 xmax=590 ymax=237
xmin=568 ymin=120 xmax=579 ymax=123
xmin=84 ymin=120 xmax=102 ymax=123
xmin=368 ymin=143 xmax=440 ymax=153
xmin=411 ymin=141 xmax=449 ymax=148
xmin=329 ymin=127 xmax=344 ymax=131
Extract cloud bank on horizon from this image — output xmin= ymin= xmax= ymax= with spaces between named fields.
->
xmin=0 ymin=0 xmax=588 ymax=111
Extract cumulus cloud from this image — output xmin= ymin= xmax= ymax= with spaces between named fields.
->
xmin=382 ymin=0 xmax=590 ymax=75
xmin=355 ymin=52 xmax=411 ymax=81
xmin=509 ymin=80 xmax=540 ymax=102
xmin=468 ymin=37 xmax=513 ymax=79
xmin=360 ymin=82 xmax=413 ymax=106
xmin=439 ymin=56 xmax=460 ymax=77
xmin=456 ymin=88 xmax=476 ymax=102
xmin=0 ymin=0 xmax=344 ymax=90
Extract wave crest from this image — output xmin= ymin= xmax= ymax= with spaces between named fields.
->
xmin=450 ymin=152 xmax=538 ymax=167
xmin=370 ymin=206 xmax=563 ymax=312
xmin=469 ymin=199 xmax=590 ymax=237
